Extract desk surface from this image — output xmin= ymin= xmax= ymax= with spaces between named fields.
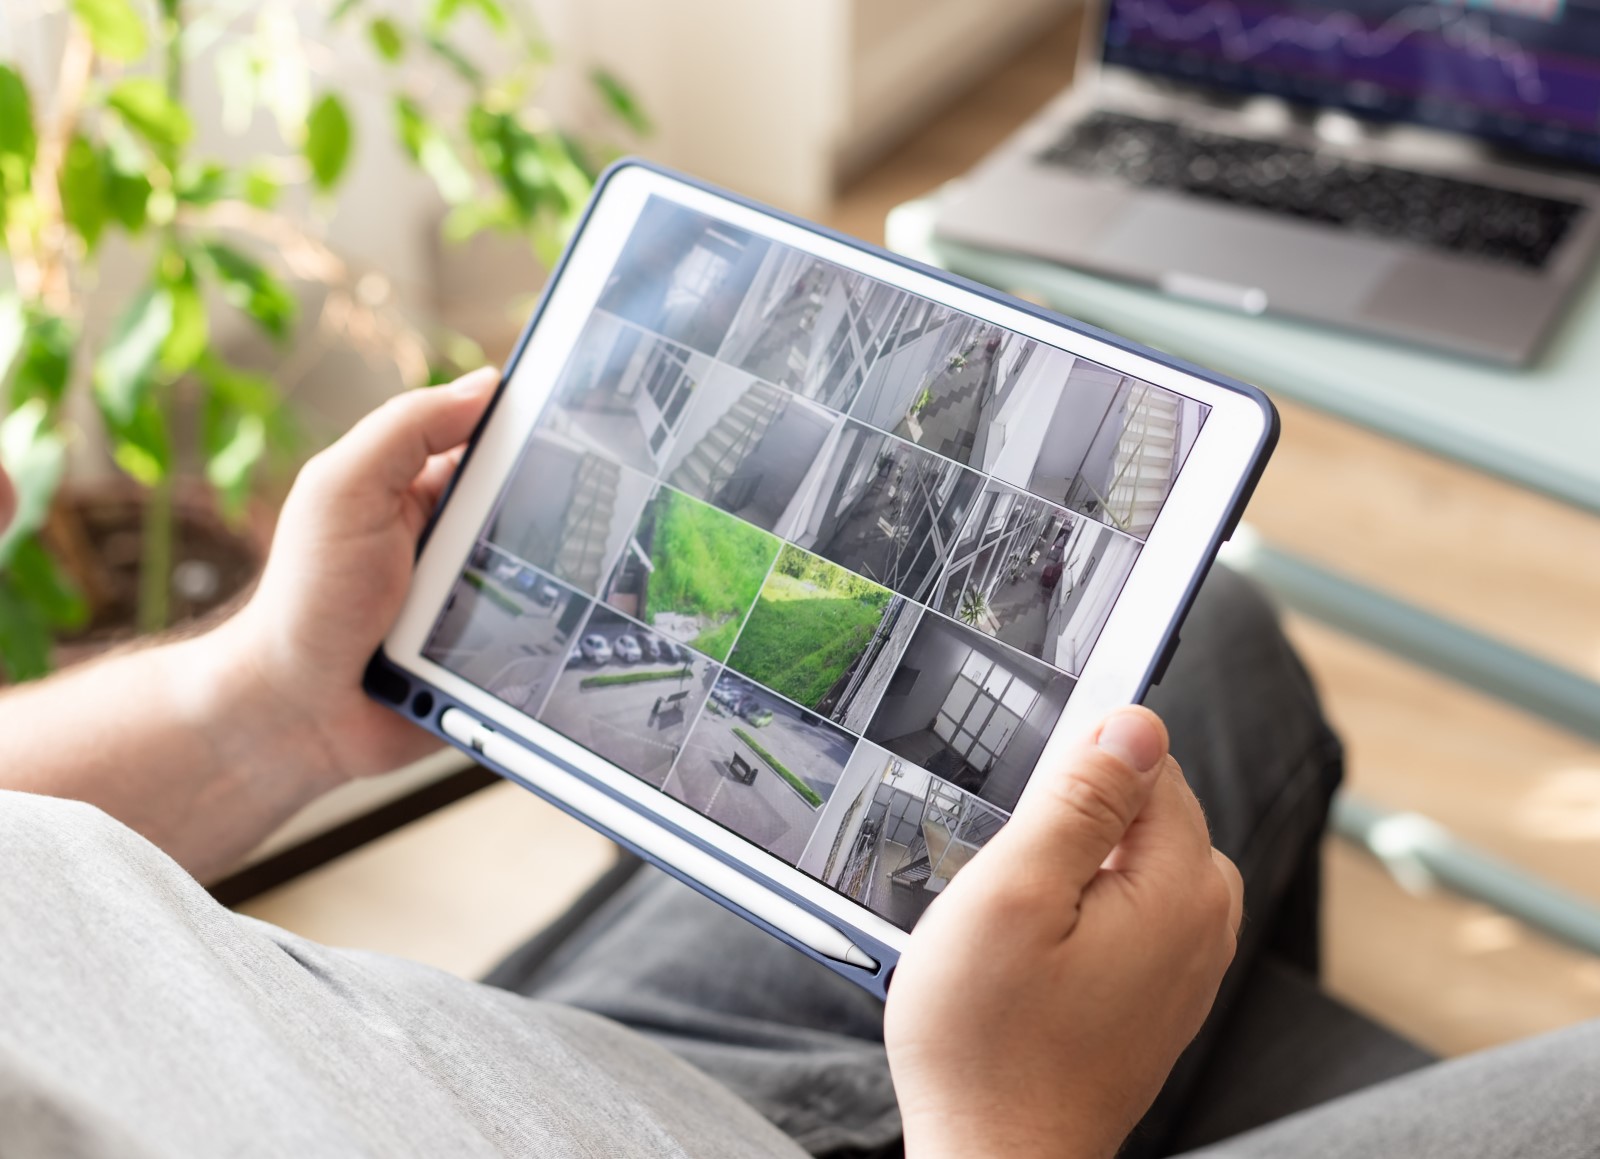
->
xmin=886 ymin=199 xmax=1600 ymax=516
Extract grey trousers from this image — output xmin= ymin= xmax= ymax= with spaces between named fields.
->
xmin=484 ymin=567 xmax=1600 ymax=1158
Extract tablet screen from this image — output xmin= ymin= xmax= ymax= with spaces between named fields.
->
xmin=420 ymin=195 xmax=1210 ymax=932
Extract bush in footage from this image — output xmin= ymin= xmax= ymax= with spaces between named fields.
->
xmin=729 ymin=545 xmax=891 ymax=707
xmin=462 ymin=571 xmax=523 ymax=617
xmin=579 ymin=666 xmax=691 ymax=689
xmin=733 ymin=726 xmax=823 ymax=808
xmin=643 ymin=490 xmax=779 ymax=660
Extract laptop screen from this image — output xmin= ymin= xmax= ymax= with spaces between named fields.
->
xmin=1101 ymin=0 xmax=1600 ymax=168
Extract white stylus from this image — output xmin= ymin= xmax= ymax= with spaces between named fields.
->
xmin=441 ymin=709 xmax=879 ymax=971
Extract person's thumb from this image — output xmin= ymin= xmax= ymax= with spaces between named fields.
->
xmin=320 ymin=368 xmax=499 ymax=501
xmin=991 ymin=707 xmax=1168 ymax=902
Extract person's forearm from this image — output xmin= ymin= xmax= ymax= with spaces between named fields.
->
xmin=0 ymin=617 xmax=342 ymax=880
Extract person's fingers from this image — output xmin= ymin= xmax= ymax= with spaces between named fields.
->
xmin=1212 ymin=847 xmax=1245 ymax=937
xmin=992 ymin=707 xmax=1169 ymax=897
xmin=412 ymin=446 xmax=467 ymax=517
xmin=1101 ymin=754 xmax=1218 ymax=882
xmin=322 ymin=368 xmax=498 ymax=500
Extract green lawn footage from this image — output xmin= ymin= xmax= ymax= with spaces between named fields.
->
xmin=729 ymin=545 xmax=892 ymax=709
xmin=642 ymin=490 xmax=780 ymax=661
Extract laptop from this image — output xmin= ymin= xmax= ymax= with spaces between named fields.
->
xmin=934 ymin=0 xmax=1600 ymax=366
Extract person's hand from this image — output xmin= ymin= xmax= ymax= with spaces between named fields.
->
xmin=214 ymin=367 xmax=498 ymax=785
xmin=884 ymin=707 xmax=1243 ymax=1159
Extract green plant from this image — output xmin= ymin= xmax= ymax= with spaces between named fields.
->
xmin=727 ymin=551 xmax=891 ymax=709
xmin=640 ymin=490 xmax=779 ymax=661
xmin=956 ymin=585 xmax=988 ymax=626
xmin=733 ymin=726 xmax=822 ymax=808
xmin=579 ymin=666 xmax=690 ymax=690
xmin=460 ymin=569 xmax=522 ymax=617
xmin=0 ymin=0 xmax=644 ymax=680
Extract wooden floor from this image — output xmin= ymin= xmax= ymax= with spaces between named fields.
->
xmin=242 ymin=8 xmax=1600 ymax=1057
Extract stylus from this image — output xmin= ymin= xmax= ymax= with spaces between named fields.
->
xmin=440 ymin=709 xmax=880 ymax=971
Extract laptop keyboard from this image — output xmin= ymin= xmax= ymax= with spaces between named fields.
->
xmin=1038 ymin=111 xmax=1584 ymax=270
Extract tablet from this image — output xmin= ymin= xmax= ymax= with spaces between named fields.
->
xmin=367 ymin=159 xmax=1277 ymax=998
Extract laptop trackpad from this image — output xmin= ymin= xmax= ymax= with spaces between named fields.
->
xmin=1088 ymin=199 xmax=1398 ymax=313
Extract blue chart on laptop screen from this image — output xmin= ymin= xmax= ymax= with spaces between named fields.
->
xmin=421 ymin=197 xmax=1210 ymax=931
xmin=1103 ymin=0 xmax=1600 ymax=165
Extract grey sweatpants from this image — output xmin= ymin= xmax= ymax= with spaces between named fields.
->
xmin=3 ymin=569 xmax=1598 ymax=1156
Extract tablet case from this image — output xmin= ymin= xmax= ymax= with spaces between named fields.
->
xmin=364 ymin=157 xmax=1280 ymax=1000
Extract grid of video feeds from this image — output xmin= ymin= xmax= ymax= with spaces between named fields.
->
xmin=423 ymin=196 xmax=1210 ymax=931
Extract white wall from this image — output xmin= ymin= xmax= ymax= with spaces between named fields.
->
xmin=869 ymin=617 xmax=965 ymax=741
xmin=796 ymin=739 xmax=892 ymax=878
xmin=982 ymin=345 xmax=1078 ymax=482
xmin=566 ymin=0 xmax=1078 ymax=214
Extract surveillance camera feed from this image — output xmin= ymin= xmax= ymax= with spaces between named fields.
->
xmin=423 ymin=196 xmax=1210 ymax=931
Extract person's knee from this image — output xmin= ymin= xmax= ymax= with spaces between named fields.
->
xmin=0 ymin=791 xmax=137 ymax=892
xmin=1177 ymin=564 xmax=1285 ymax=665
xmin=1143 ymin=565 xmax=1341 ymax=852
xmin=1148 ymin=565 xmax=1310 ymax=716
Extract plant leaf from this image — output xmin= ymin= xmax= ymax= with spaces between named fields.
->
xmin=70 ymin=0 xmax=149 ymax=63
xmin=304 ymin=92 xmax=353 ymax=191
xmin=11 ymin=310 xmax=75 ymax=410
xmin=0 ymin=568 xmax=56 ymax=681
xmin=395 ymin=97 xmax=473 ymax=204
xmin=199 ymin=353 xmax=285 ymax=515
xmin=423 ymin=34 xmax=481 ymax=84
xmin=6 ymin=536 xmax=87 ymax=629
xmin=368 ymin=17 xmax=404 ymax=62
xmin=197 ymin=242 xmax=296 ymax=340
xmin=205 ymin=410 xmax=266 ymax=516
xmin=329 ymin=0 xmax=364 ymax=23
xmin=0 ymin=293 xmax=23 ymax=386
xmin=106 ymin=78 xmax=193 ymax=155
xmin=159 ymin=270 xmax=207 ymax=376
xmin=0 ymin=534 xmax=87 ymax=681
xmin=429 ymin=0 xmax=509 ymax=36
xmin=92 ymin=287 xmax=173 ymax=425
xmin=591 ymin=68 xmax=651 ymax=136
xmin=107 ymin=395 xmax=171 ymax=486
xmin=103 ymin=134 xmax=152 ymax=231
xmin=175 ymin=159 xmax=231 ymax=205
xmin=0 ymin=401 xmax=67 ymax=569
xmin=58 ymin=132 xmax=108 ymax=250
xmin=242 ymin=163 xmax=280 ymax=208
xmin=0 ymin=65 xmax=36 ymax=201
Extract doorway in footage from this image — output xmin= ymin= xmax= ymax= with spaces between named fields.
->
xmin=797 ymin=742 xmax=1009 ymax=931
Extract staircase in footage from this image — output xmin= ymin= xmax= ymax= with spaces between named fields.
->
xmin=668 ymin=380 xmax=787 ymax=505
xmin=551 ymin=456 xmax=620 ymax=592
xmin=1104 ymin=383 xmax=1181 ymax=539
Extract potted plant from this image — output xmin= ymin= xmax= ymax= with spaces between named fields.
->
xmin=0 ymin=0 xmax=646 ymax=680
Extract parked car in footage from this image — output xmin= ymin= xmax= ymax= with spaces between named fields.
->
xmin=738 ymin=699 xmax=774 ymax=728
xmin=534 ymin=580 xmax=563 ymax=607
xmin=638 ymin=635 xmax=663 ymax=662
xmin=613 ymin=634 xmax=643 ymax=664
xmin=579 ymin=633 xmax=613 ymax=664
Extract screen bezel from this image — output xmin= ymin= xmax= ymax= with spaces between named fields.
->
xmin=381 ymin=161 xmax=1273 ymax=955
